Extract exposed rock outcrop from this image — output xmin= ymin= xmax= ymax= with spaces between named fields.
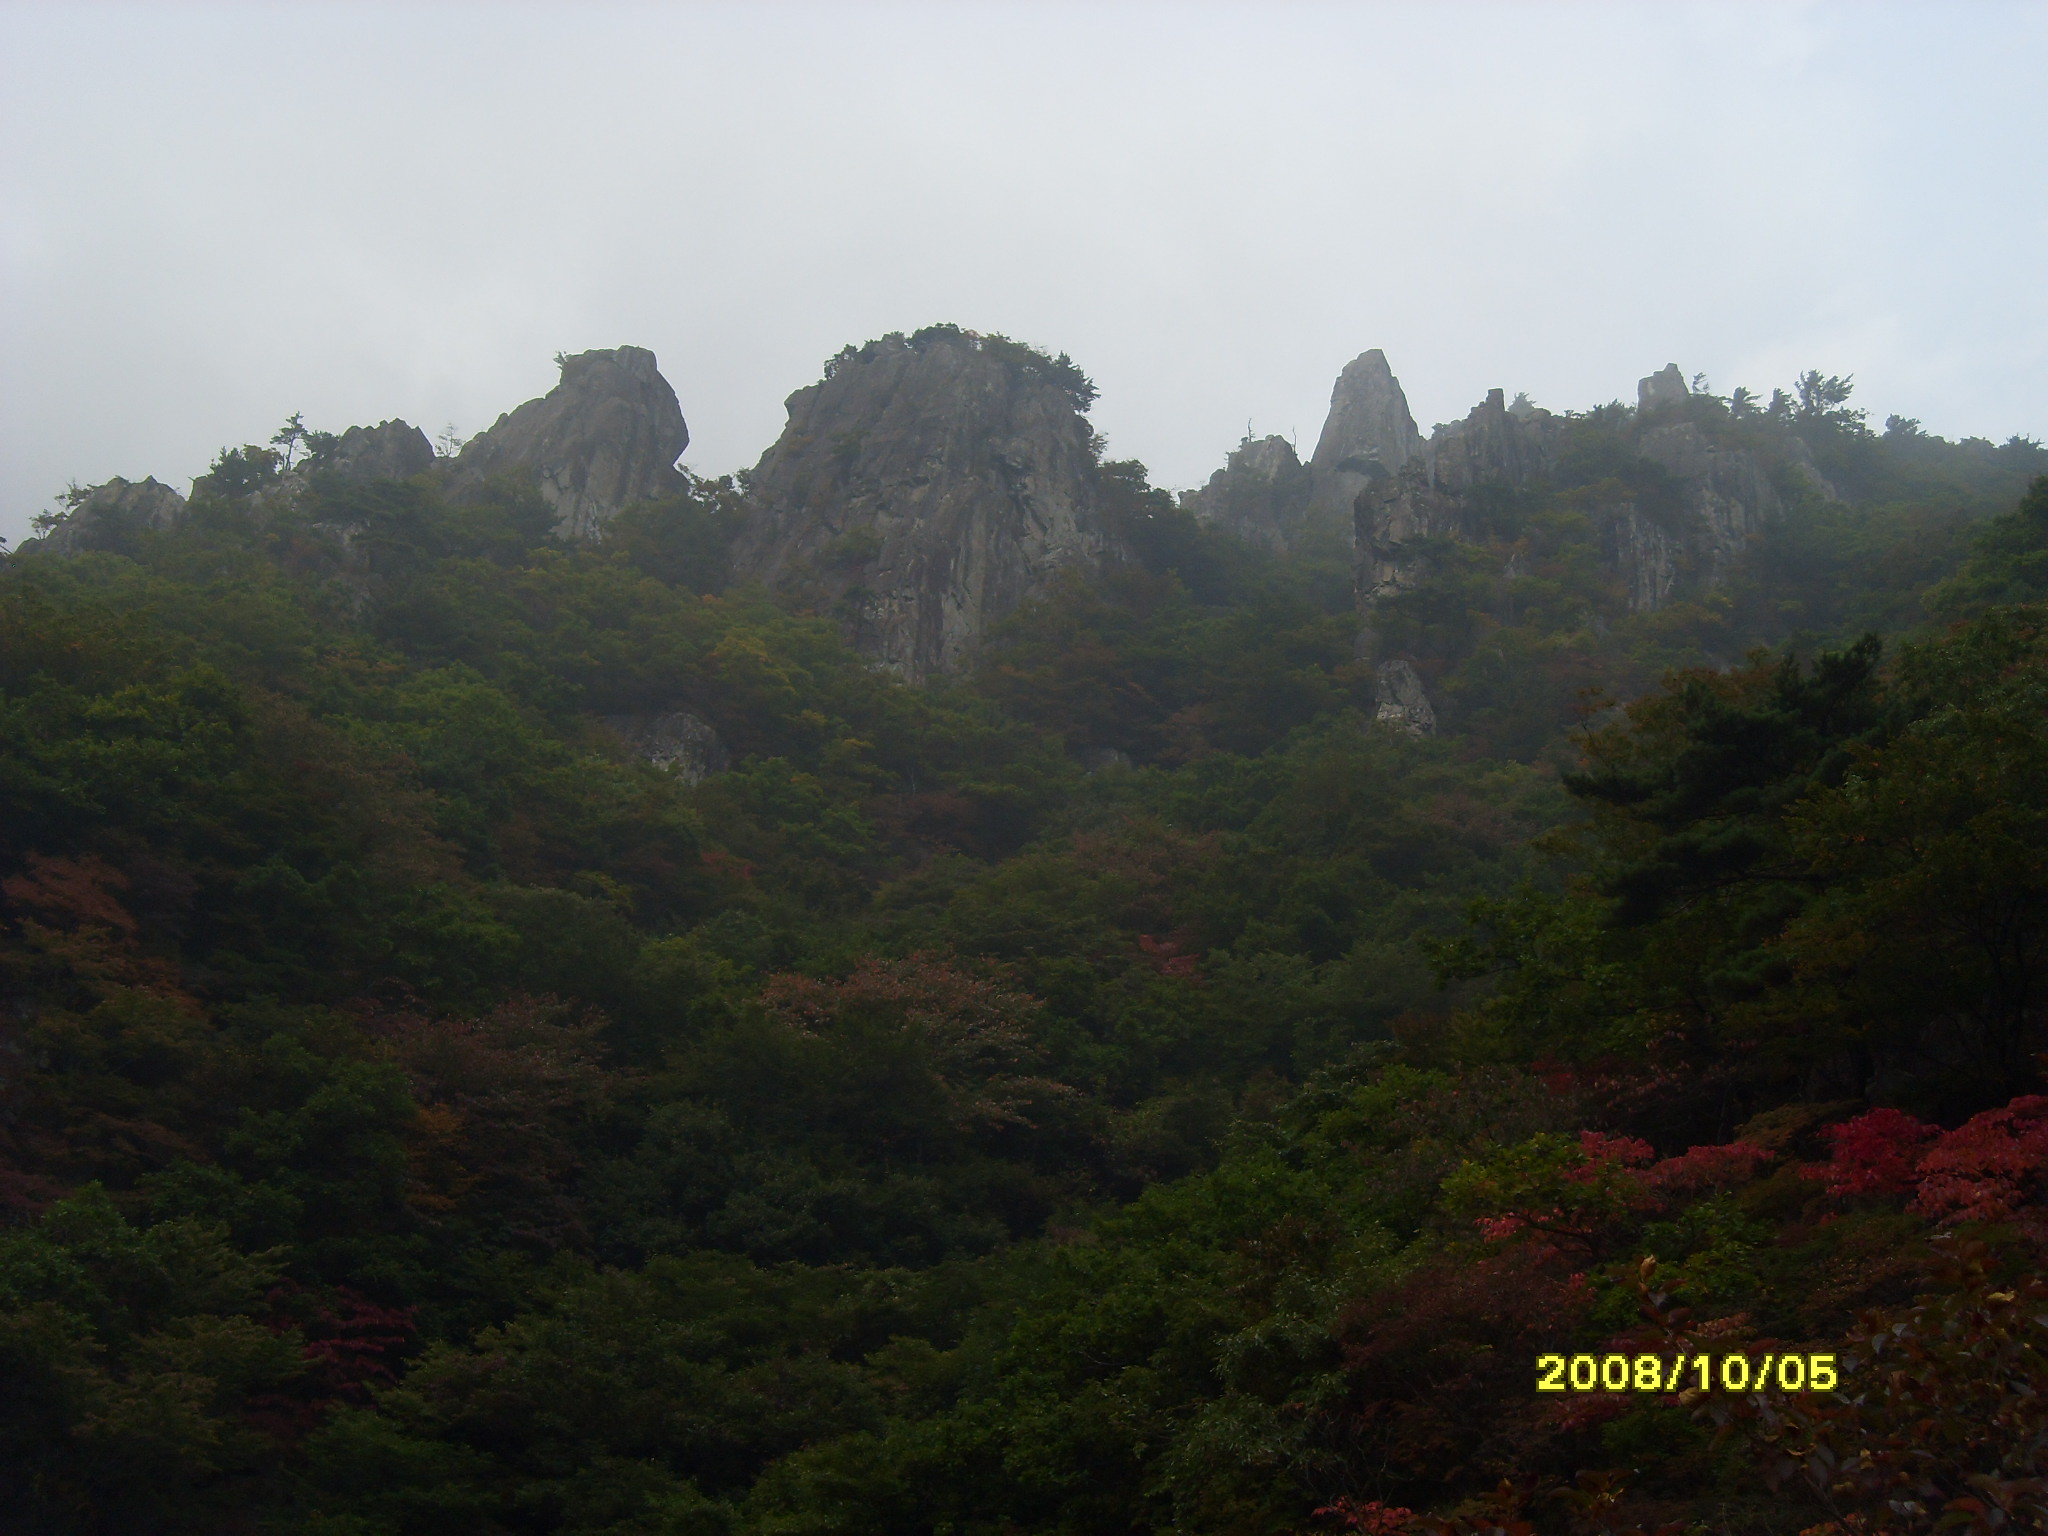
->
xmin=1179 ymin=434 xmax=1311 ymax=551
xmin=1350 ymin=362 xmax=1815 ymax=655
xmin=1353 ymin=463 xmax=1463 ymax=631
xmin=603 ymin=711 xmax=730 ymax=785
xmin=316 ymin=420 xmax=435 ymax=484
xmin=1636 ymin=421 xmax=1782 ymax=589
xmin=1373 ymin=660 xmax=1436 ymax=735
xmin=1307 ymin=349 xmax=1424 ymax=530
xmin=1606 ymin=507 xmax=1682 ymax=613
xmin=447 ymin=346 xmax=688 ymax=542
xmin=1637 ymin=363 xmax=1689 ymax=414
xmin=1422 ymin=387 xmax=1562 ymax=494
xmin=1352 ymin=386 xmax=1564 ymax=656
xmin=731 ymin=327 xmax=1112 ymax=682
xmin=1078 ymin=746 xmax=1134 ymax=774
xmin=1783 ymin=433 xmax=1842 ymax=503
xmin=29 ymin=477 xmax=188 ymax=554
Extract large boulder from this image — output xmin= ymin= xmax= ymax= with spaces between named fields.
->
xmin=603 ymin=711 xmax=730 ymax=785
xmin=29 ymin=476 xmax=188 ymax=554
xmin=447 ymin=346 xmax=688 ymax=542
xmin=1180 ymin=434 xmax=1312 ymax=551
xmin=731 ymin=327 xmax=1112 ymax=682
xmin=1373 ymin=660 xmax=1437 ymax=736
xmin=1306 ymin=349 xmax=1424 ymax=529
xmin=316 ymin=419 xmax=435 ymax=484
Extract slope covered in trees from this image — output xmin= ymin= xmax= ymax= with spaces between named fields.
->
xmin=2 ymin=368 xmax=2045 ymax=1534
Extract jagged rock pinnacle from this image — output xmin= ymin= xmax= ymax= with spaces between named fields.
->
xmin=1307 ymin=349 xmax=1424 ymax=528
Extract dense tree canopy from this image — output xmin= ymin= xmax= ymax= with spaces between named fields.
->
xmin=2 ymin=396 xmax=2045 ymax=1533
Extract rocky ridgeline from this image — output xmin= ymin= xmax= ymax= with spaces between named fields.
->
xmin=730 ymin=326 xmax=1114 ymax=682
xmin=1191 ymin=354 xmax=1834 ymax=733
xmin=24 ymin=345 xmax=686 ymax=556
xmin=24 ymin=334 xmax=1836 ymax=727
xmin=1181 ymin=349 xmax=1424 ymax=555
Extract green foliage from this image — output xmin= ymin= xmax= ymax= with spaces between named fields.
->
xmin=6 ymin=411 xmax=2048 ymax=1533
xmin=0 ymin=1186 xmax=299 ymax=1532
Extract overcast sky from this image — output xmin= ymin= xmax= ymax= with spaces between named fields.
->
xmin=2 ymin=0 xmax=2043 ymax=546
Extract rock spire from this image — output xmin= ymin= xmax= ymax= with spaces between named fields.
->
xmin=1306 ymin=349 xmax=1424 ymax=529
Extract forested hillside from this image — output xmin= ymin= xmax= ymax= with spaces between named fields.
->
xmin=3 ymin=365 xmax=2046 ymax=1535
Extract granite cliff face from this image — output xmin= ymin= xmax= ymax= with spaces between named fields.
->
xmin=731 ymin=327 xmax=1112 ymax=682
xmin=1179 ymin=434 xmax=1311 ymax=551
xmin=1306 ymin=350 xmax=1424 ymax=531
xmin=448 ymin=346 xmax=688 ymax=542
xmin=1344 ymin=364 xmax=1809 ymax=728
xmin=30 ymin=476 xmax=188 ymax=554
xmin=1351 ymin=367 xmax=1806 ymax=632
xmin=1353 ymin=387 xmax=1565 ymax=657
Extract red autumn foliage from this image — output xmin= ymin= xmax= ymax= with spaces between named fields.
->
xmin=249 ymin=1284 xmax=418 ymax=1441
xmin=1136 ymin=931 xmax=1200 ymax=977
xmin=1639 ymin=1139 xmax=1775 ymax=1198
xmin=1569 ymin=1131 xmax=1654 ymax=1174
xmin=2 ymin=853 xmax=138 ymax=935
xmin=1810 ymin=1107 xmax=1940 ymax=1197
xmin=366 ymin=997 xmax=611 ymax=1247
xmin=1333 ymin=1251 xmax=1595 ymax=1489
xmin=1317 ymin=1497 xmax=1419 ymax=1534
xmin=1808 ymin=1095 xmax=2048 ymax=1229
xmin=1911 ymin=1096 xmax=2048 ymax=1225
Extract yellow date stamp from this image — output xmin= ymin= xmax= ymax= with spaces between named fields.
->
xmin=1536 ymin=1352 xmax=1838 ymax=1393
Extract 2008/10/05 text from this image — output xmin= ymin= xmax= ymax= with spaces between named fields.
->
xmin=1536 ymin=1353 xmax=1838 ymax=1393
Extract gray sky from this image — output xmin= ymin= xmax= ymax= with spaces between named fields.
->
xmin=3 ymin=0 xmax=2044 ymax=548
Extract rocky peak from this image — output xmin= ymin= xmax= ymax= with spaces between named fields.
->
xmin=731 ymin=326 xmax=1111 ymax=682
xmin=1306 ymin=350 xmax=1424 ymax=528
xmin=447 ymin=346 xmax=688 ymax=542
xmin=316 ymin=419 xmax=435 ymax=484
xmin=28 ymin=476 xmax=188 ymax=555
xmin=1423 ymin=387 xmax=1562 ymax=493
xmin=1637 ymin=363 xmax=1689 ymax=414
xmin=1179 ymin=434 xmax=1312 ymax=551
